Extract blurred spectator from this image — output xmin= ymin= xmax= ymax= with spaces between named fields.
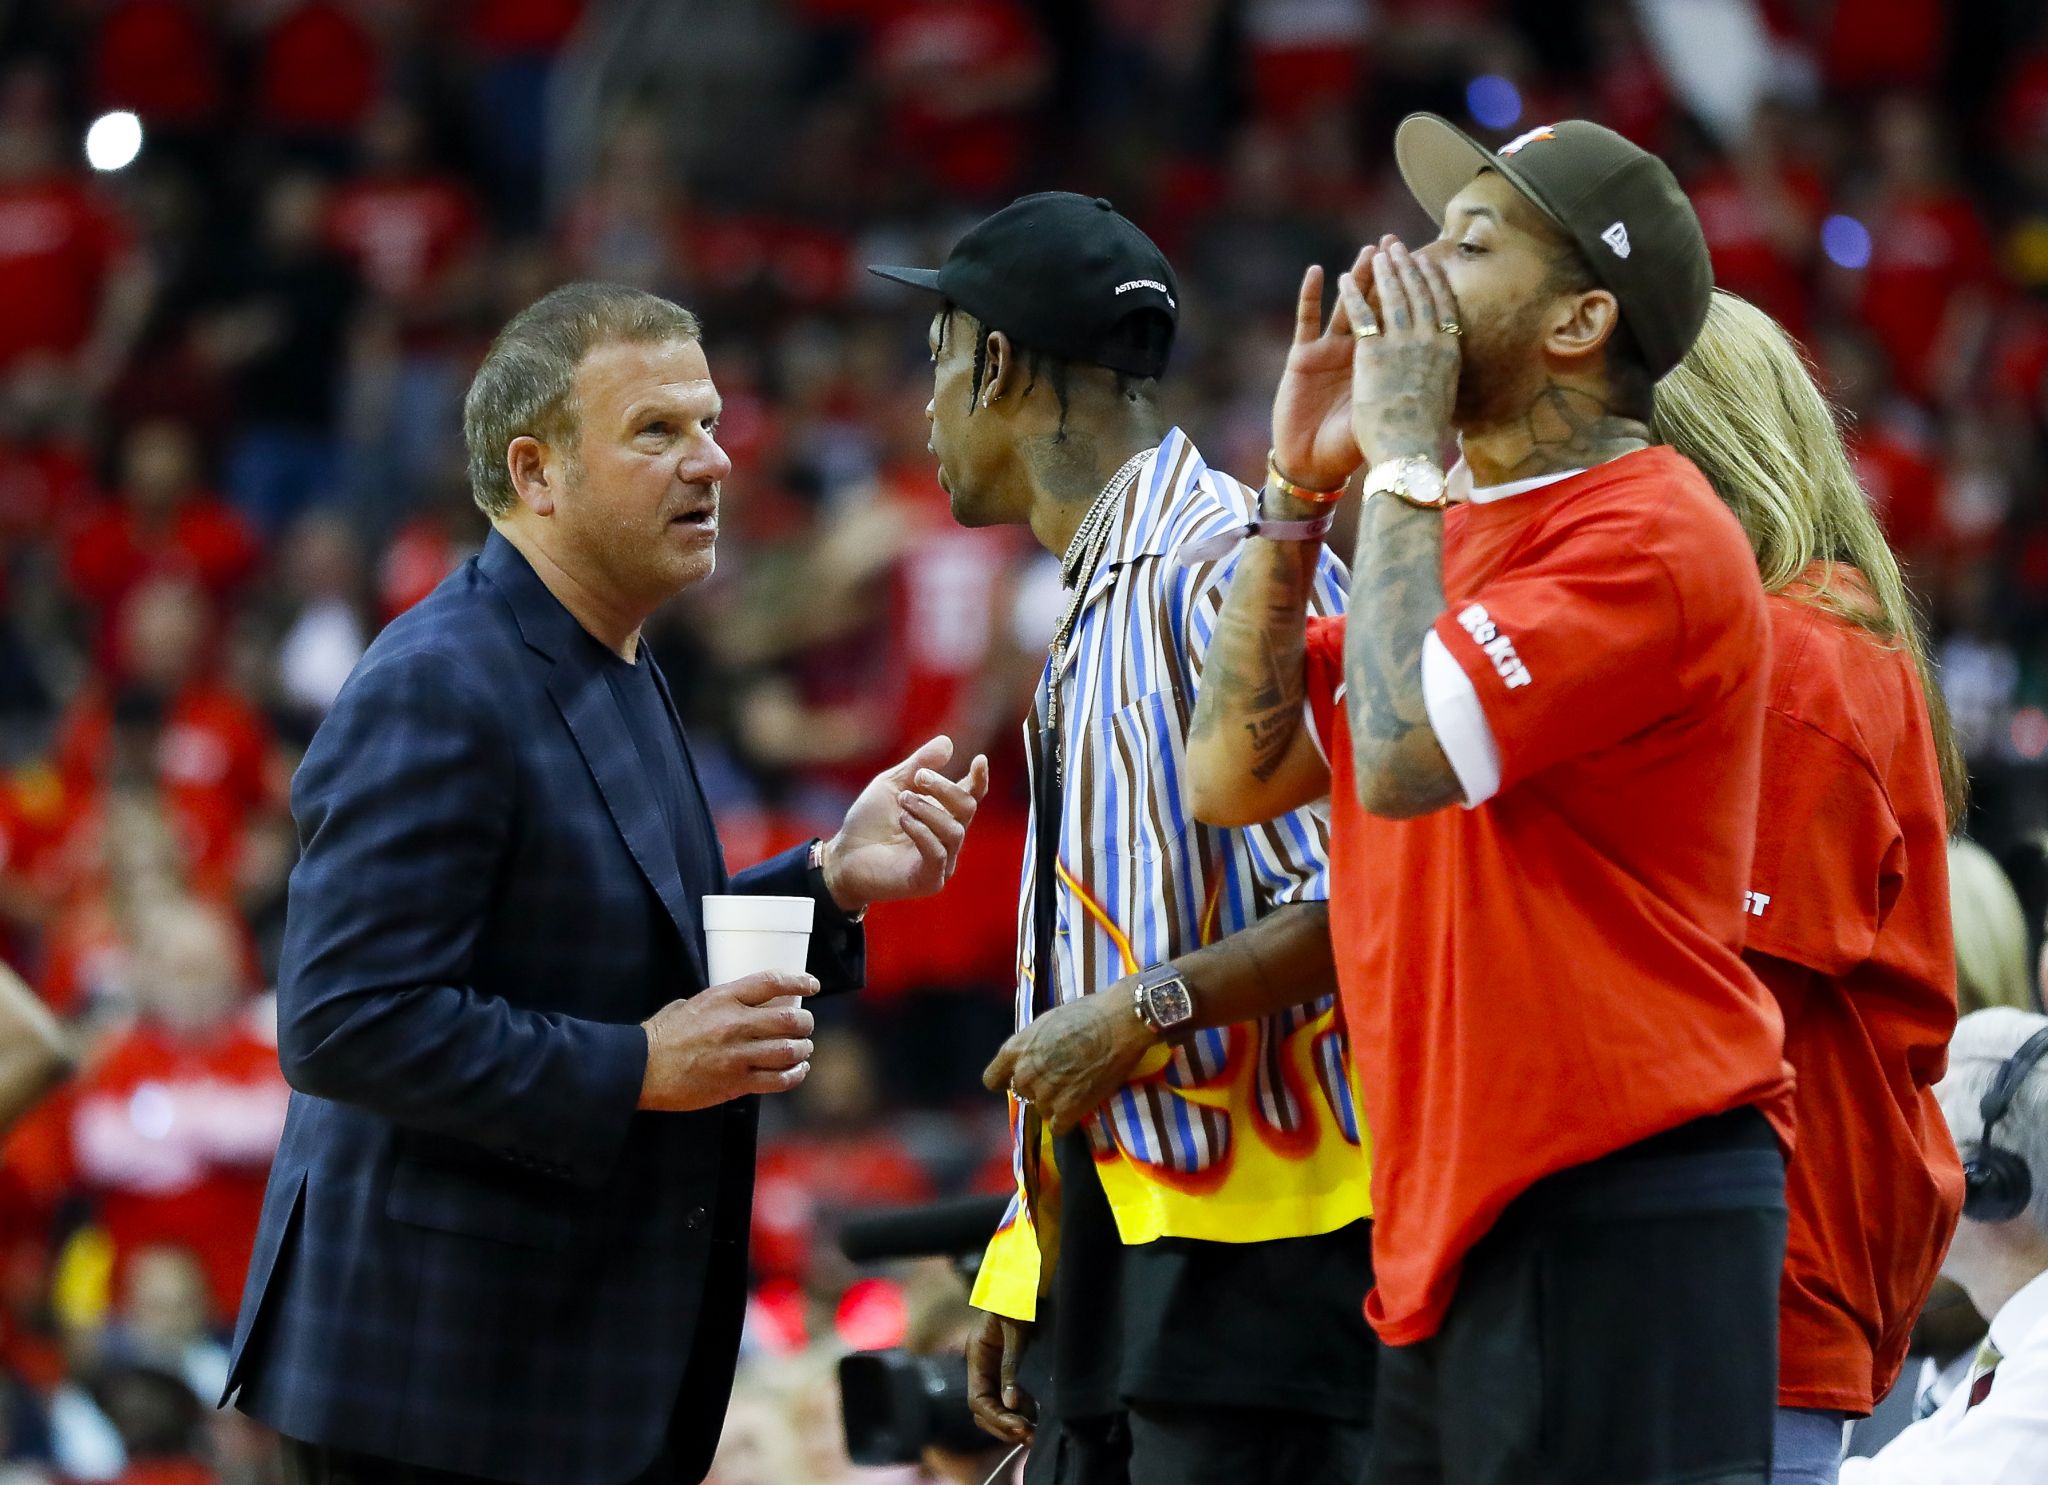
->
xmin=557 ymin=112 xmax=682 ymax=291
xmin=1689 ymin=103 xmax=1824 ymax=337
xmin=326 ymin=99 xmax=485 ymax=538
xmin=0 ymin=68 xmax=153 ymax=393
xmin=753 ymin=1029 xmax=934 ymax=1285
xmin=67 ymin=895 xmax=287 ymax=1320
xmin=62 ymin=423 xmax=262 ymax=649
xmin=89 ymin=1362 xmax=212 ymax=1485
xmin=200 ymin=174 xmax=359 ymax=538
xmin=55 ymin=577 xmax=281 ymax=894
xmin=867 ymin=0 xmax=1051 ymax=201
xmin=95 ymin=1246 xmax=227 ymax=1409
xmin=459 ymin=0 xmax=586 ymax=228
xmin=268 ymin=515 xmax=370 ymax=725
xmin=1842 ymin=97 xmax=1998 ymax=406
xmin=1841 ymin=1006 xmax=2048 ymax=1483
xmin=1949 ymin=838 xmax=2039 ymax=1017
xmin=86 ymin=1 xmax=226 ymax=147
xmin=253 ymin=0 xmax=384 ymax=157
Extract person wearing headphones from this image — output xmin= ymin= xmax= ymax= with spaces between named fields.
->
xmin=1841 ymin=1006 xmax=2048 ymax=1481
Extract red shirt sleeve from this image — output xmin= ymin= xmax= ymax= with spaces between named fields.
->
xmin=1744 ymin=711 xmax=1899 ymax=976
xmin=1304 ymin=615 xmax=1345 ymax=763
xmin=1431 ymin=507 xmax=1691 ymax=793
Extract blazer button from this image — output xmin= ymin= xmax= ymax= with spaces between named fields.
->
xmin=684 ymin=1206 xmax=707 ymax=1230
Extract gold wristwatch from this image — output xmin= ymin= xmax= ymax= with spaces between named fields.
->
xmin=1362 ymin=455 xmax=1450 ymax=510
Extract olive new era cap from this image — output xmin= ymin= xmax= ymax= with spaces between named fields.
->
xmin=869 ymin=192 xmax=1179 ymax=378
xmin=1394 ymin=114 xmax=1713 ymax=380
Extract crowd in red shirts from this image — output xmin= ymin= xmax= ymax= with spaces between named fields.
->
xmin=0 ymin=1 xmax=2044 ymax=1481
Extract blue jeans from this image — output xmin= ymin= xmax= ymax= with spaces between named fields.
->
xmin=1772 ymin=1407 xmax=1848 ymax=1485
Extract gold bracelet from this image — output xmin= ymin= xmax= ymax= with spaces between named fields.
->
xmin=1265 ymin=450 xmax=1346 ymax=506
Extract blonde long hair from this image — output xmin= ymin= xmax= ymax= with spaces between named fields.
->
xmin=1651 ymin=290 xmax=1967 ymax=828
xmin=1946 ymin=838 xmax=2036 ymax=1015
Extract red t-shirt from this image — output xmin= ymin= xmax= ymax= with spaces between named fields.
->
xmin=90 ymin=0 xmax=224 ymax=128
xmin=1690 ymin=163 xmax=1824 ymax=339
xmin=323 ymin=176 xmax=481 ymax=301
xmin=63 ymin=497 xmax=263 ymax=623
xmin=57 ymin=681 xmax=280 ymax=883
xmin=1305 ymin=448 xmax=1791 ymax=1346
xmin=1856 ymin=191 xmax=1997 ymax=399
xmin=1847 ymin=427 xmax=1942 ymax=555
xmin=256 ymin=0 xmax=382 ymax=134
xmin=1746 ymin=576 xmax=1963 ymax=1413
xmin=70 ymin=1013 xmax=289 ymax=1319
xmin=0 ymin=175 xmax=134 ymax=371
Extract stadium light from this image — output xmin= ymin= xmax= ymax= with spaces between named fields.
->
xmin=1821 ymin=214 xmax=1872 ymax=271
xmin=85 ymin=111 xmax=143 ymax=172
xmin=1466 ymin=75 xmax=1523 ymax=131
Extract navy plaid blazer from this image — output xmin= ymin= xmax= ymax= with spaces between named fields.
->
xmin=224 ymin=532 xmax=863 ymax=1484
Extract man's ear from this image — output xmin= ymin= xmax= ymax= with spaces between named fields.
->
xmin=1543 ymin=288 xmax=1623 ymax=369
xmin=981 ymin=329 xmax=1018 ymax=408
xmin=506 ymin=435 xmax=558 ymax=516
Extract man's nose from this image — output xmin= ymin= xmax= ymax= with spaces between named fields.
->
xmin=694 ymin=435 xmax=734 ymax=485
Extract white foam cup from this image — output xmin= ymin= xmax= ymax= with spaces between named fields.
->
xmin=701 ymin=895 xmax=815 ymax=1007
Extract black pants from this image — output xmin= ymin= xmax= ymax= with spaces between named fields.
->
xmin=1024 ymin=1401 xmax=1372 ymax=1485
xmin=1373 ymin=1111 xmax=1788 ymax=1485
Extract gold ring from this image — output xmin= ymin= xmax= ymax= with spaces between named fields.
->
xmin=1354 ymin=323 xmax=1380 ymax=340
xmin=1439 ymin=319 xmax=1463 ymax=336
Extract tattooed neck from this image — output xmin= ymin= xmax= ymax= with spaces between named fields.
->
xmin=1467 ymin=382 xmax=1651 ymax=485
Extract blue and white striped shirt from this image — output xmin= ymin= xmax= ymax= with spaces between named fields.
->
xmin=993 ymin=427 xmax=1365 ymax=1269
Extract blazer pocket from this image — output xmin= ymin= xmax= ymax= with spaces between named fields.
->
xmin=384 ymin=1149 xmax=583 ymax=1251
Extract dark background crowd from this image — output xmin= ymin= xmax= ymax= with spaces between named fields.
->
xmin=0 ymin=0 xmax=2047 ymax=1480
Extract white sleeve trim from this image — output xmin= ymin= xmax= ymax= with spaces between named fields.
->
xmin=1302 ymin=686 xmax=1334 ymax=768
xmin=1421 ymin=629 xmax=1502 ymax=808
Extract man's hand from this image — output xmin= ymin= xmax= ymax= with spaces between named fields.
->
xmin=1338 ymin=237 xmax=1462 ymax=467
xmin=823 ymin=736 xmax=991 ymax=913
xmin=965 ymin=1309 xmax=1036 ymax=1445
xmin=1270 ymin=248 xmax=1376 ymax=494
xmin=982 ymin=982 xmax=1158 ymax=1137
xmin=637 ymin=971 xmax=817 ymax=1111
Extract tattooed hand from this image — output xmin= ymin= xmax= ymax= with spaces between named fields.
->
xmin=983 ymin=982 xmax=1159 ymax=1137
xmin=1270 ymin=248 xmax=1375 ymax=494
xmin=1336 ymin=238 xmax=1462 ymax=467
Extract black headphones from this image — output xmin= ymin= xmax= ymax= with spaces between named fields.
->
xmin=1961 ymin=1026 xmax=2048 ymax=1224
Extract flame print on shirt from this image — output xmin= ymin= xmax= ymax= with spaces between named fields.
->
xmin=1061 ymin=863 xmax=1365 ymax=1222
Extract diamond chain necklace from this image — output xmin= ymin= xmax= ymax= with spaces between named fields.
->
xmin=1045 ymin=449 xmax=1150 ymax=785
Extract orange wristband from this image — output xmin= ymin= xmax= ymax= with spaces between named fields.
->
xmin=1265 ymin=451 xmax=1346 ymax=506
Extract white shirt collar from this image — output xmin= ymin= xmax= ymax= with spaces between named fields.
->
xmin=1446 ymin=458 xmax=1587 ymax=505
xmin=1990 ymin=1267 xmax=2048 ymax=1358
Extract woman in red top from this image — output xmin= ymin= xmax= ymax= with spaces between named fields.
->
xmin=1652 ymin=290 xmax=1969 ymax=1485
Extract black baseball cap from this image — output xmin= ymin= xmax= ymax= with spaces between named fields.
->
xmin=1393 ymin=114 xmax=1713 ymax=380
xmin=869 ymin=192 xmax=1179 ymax=379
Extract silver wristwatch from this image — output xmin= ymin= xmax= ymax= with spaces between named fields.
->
xmin=1133 ymin=962 xmax=1196 ymax=1036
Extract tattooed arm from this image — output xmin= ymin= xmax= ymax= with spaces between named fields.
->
xmin=1342 ymin=496 xmax=1462 ymax=818
xmin=1186 ymin=520 xmax=1330 ymax=826
xmin=981 ymin=902 xmax=1339 ymax=1136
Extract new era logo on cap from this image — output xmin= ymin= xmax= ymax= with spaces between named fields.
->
xmin=1600 ymin=222 xmax=1632 ymax=258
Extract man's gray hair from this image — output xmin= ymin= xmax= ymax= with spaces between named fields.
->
xmin=462 ymin=282 xmax=702 ymax=518
xmin=1940 ymin=1005 xmax=2048 ymax=1232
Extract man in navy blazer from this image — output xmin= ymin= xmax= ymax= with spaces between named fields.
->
xmin=225 ymin=283 xmax=989 ymax=1485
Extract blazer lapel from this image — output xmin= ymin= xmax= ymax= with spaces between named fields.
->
xmin=548 ymin=660 xmax=709 ymax=988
